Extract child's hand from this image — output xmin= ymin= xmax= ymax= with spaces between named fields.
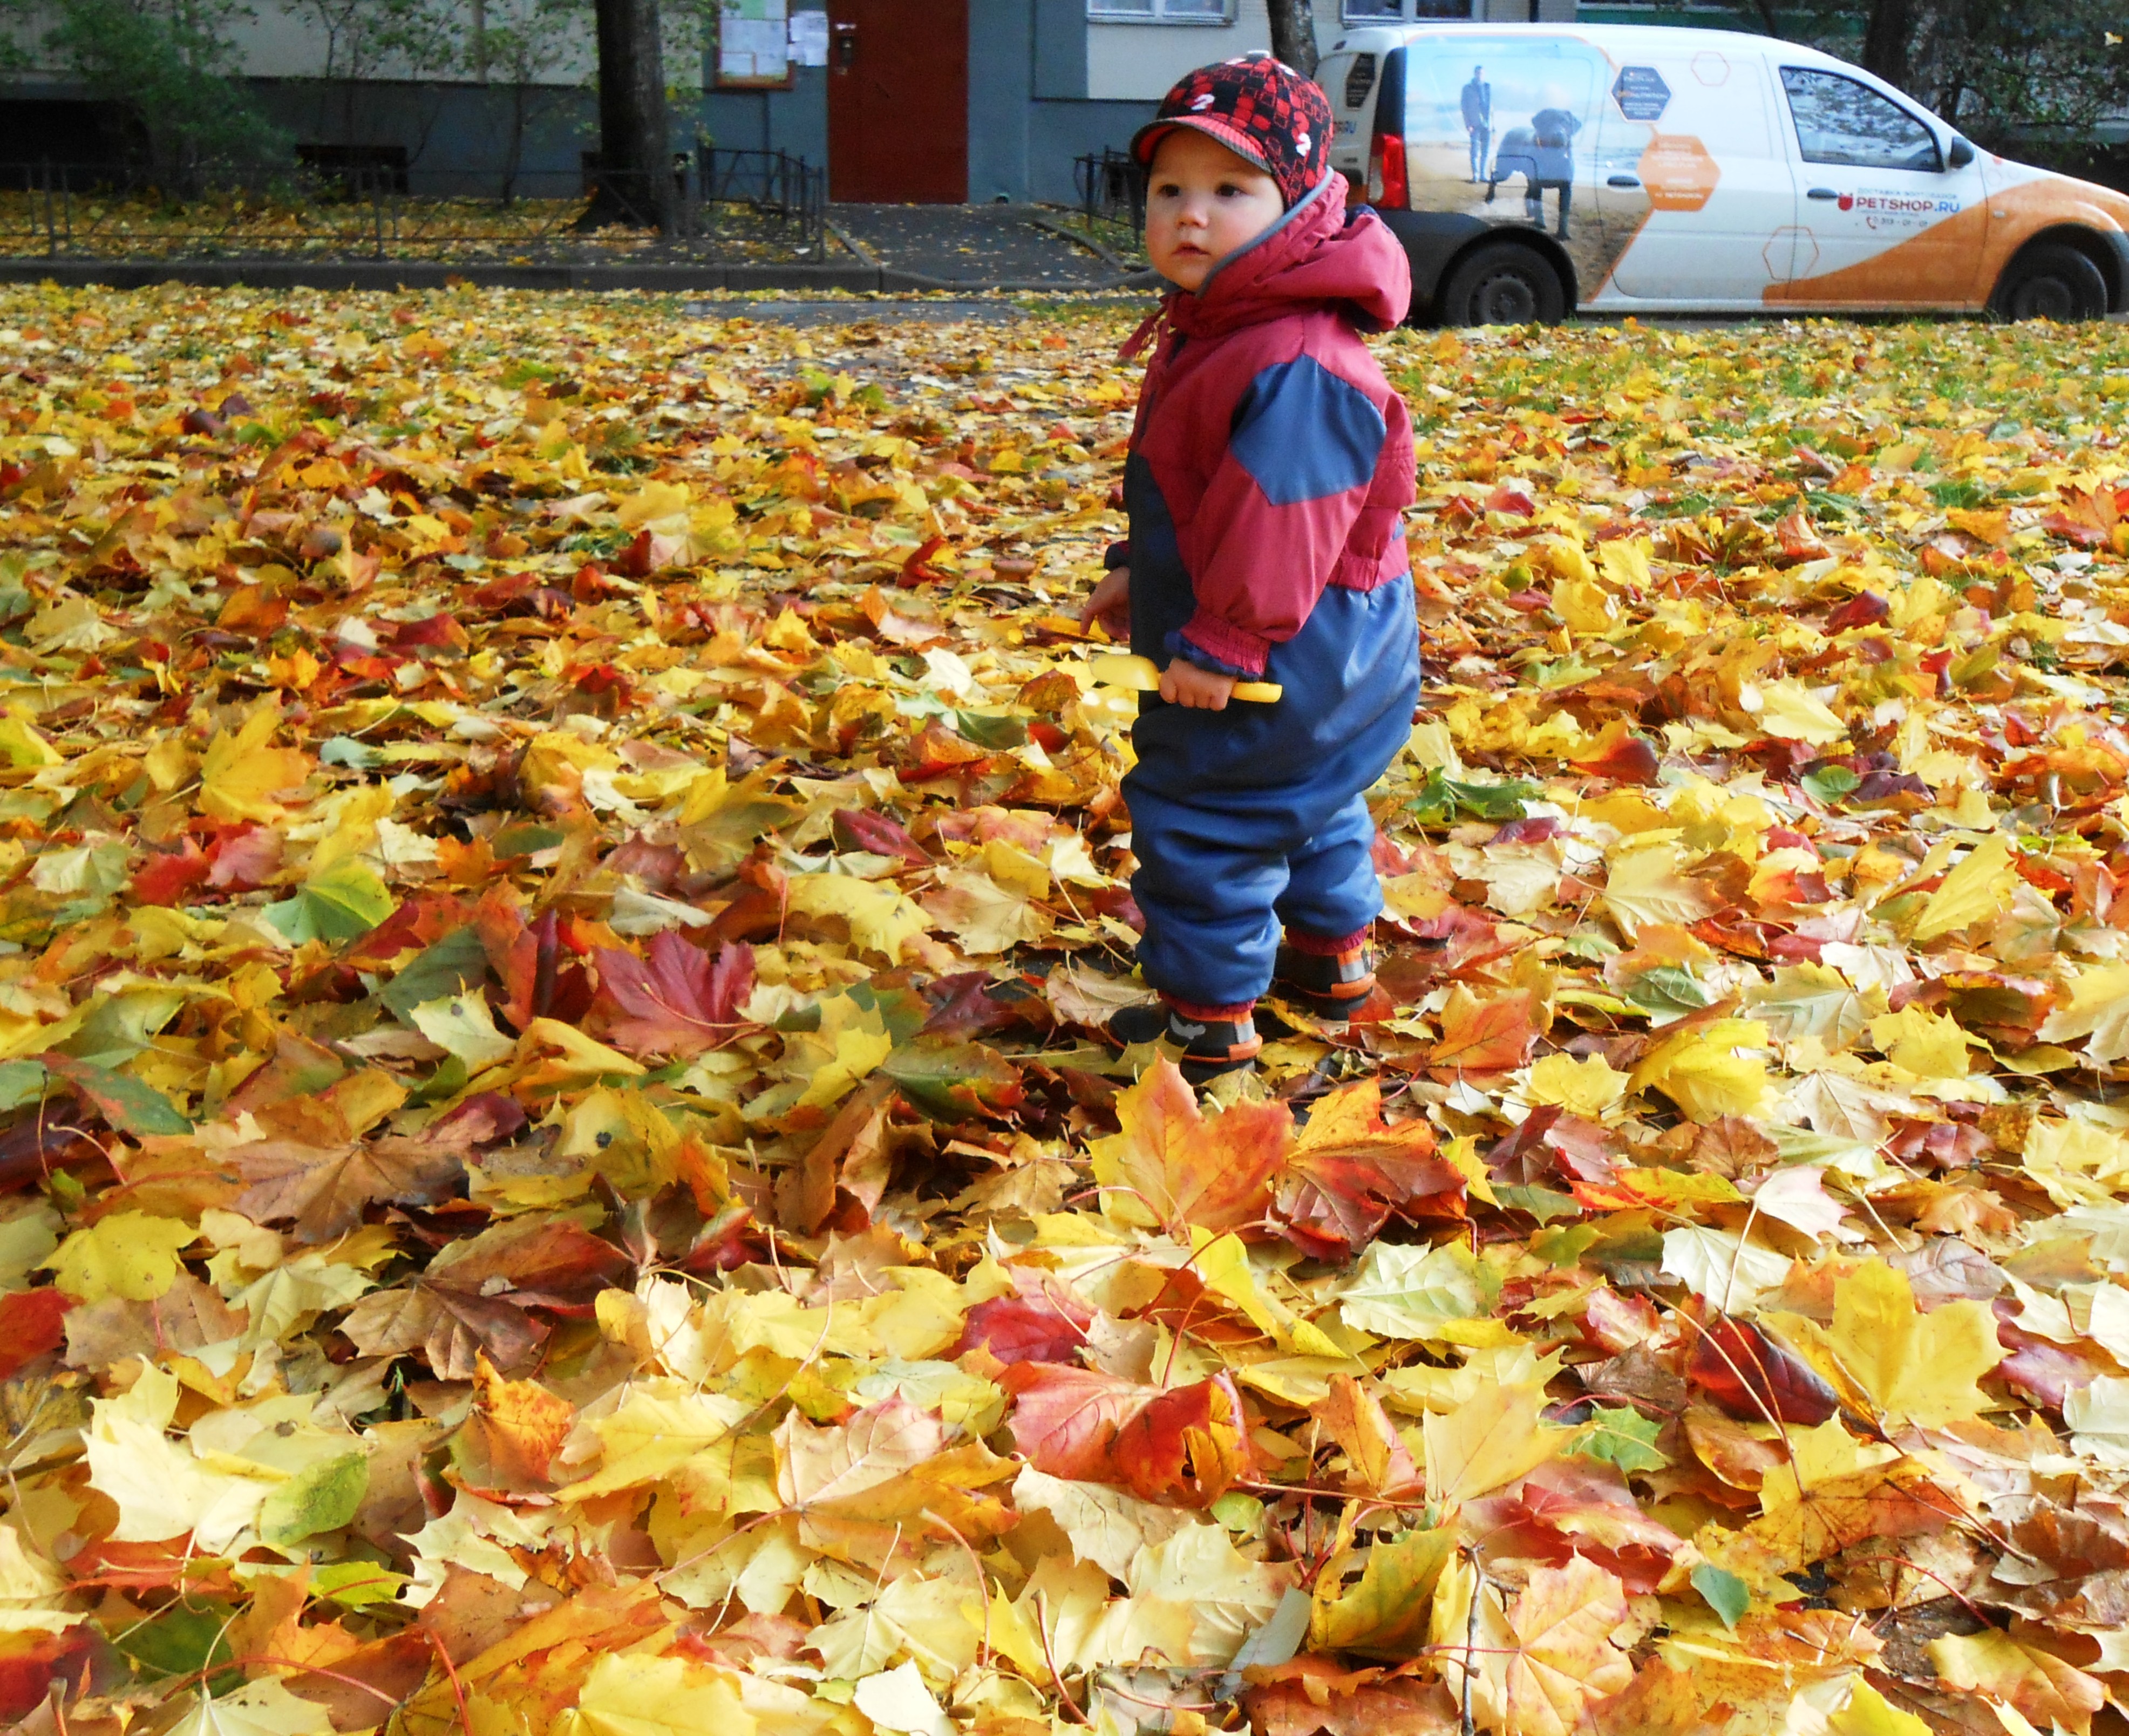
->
xmin=1159 ymin=659 xmax=1236 ymax=710
xmin=1080 ymin=567 xmax=1131 ymax=641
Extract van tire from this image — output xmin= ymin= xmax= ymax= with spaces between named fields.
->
xmin=1992 ymin=243 xmax=2110 ymax=322
xmin=1438 ymin=242 xmax=1567 ymax=327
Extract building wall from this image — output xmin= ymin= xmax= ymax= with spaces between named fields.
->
xmin=2 ymin=0 xmax=1587 ymax=203
xmin=1086 ymin=0 xmax=1271 ymax=102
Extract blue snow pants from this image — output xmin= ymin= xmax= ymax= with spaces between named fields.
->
xmin=1124 ymin=569 xmax=1421 ymax=1011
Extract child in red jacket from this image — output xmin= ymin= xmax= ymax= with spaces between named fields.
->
xmin=1080 ymin=53 xmax=1419 ymax=1082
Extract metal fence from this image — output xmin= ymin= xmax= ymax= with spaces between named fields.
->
xmin=0 ymin=146 xmax=826 ymax=262
xmin=1074 ymin=148 xmax=1145 ymax=234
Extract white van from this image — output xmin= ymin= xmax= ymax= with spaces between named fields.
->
xmin=1318 ymin=23 xmax=2129 ymax=324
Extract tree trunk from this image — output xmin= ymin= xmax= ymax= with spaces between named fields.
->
xmin=1860 ymin=0 xmax=1913 ymax=90
xmin=582 ymin=0 xmax=673 ymax=231
xmin=1266 ymin=0 xmax=1317 ymax=80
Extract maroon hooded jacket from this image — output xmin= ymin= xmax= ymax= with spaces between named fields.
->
xmin=1114 ymin=171 xmax=1416 ymax=680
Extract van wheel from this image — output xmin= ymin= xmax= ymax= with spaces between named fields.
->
xmin=1438 ymin=242 xmax=1567 ymax=326
xmin=1992 ymin=243 xmax=2110 ymax=321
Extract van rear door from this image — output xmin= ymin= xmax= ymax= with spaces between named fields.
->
xmin=1591 ymin=42 xmax=1797 ymax=306
xmin=1323 ymin=45 xmax=1384 ymax=194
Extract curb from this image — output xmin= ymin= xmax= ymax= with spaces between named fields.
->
xmin=0 ymin=257 xmax=1162 ymax=295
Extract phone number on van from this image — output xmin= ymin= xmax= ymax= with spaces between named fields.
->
xmin=1839 ymin=189 xmax=1962 ymax=233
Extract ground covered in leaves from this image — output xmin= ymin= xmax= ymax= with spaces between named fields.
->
xmin=0 ymin=197 xmax=822 ymax=264
xmin=1 ymin=285 xmax=2128 ymax=1736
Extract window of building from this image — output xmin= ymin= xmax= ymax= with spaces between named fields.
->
xmin=1341 ymin=1 xmax=1404 ymax=19
xmin=1087 ymin=0 xmax=1235 ymax=21
xmin=1779 ymin=66 xmax=1940 ymax=172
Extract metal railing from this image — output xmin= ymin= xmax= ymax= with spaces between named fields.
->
xmin=1075 ymin=148 xmax=1145 ymax=233
xmin=0 ymin=146 xmax=826 ymax=262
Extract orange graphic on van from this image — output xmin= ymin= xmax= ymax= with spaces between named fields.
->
xmin=1639 ymin=135 xmax=1719 ymax=213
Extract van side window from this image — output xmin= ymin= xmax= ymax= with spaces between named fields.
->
xmin=1779 ymin=67 xmax=1940 ymax=173
xmin=1344 ymin=53 xmax=1377 ymax=108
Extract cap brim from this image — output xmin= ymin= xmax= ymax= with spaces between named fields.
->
xmin=1130 ymin=115 xmax=1276 ymax=175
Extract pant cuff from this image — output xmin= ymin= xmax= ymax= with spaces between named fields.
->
xmin=1283 ymin=924 xmax=1372 ymax=957
xmin=1164 ymin=993 xmax=1258 ymax=1023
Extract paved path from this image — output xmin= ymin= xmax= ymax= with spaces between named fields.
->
xmin=828 ymin=203 xmax=1142 ymax=289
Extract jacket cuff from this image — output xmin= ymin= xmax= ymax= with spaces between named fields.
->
xmin=1103 ymin=541 xmax=1131 ymax=571
xmin=1170 ymin=613 xmax=1270 ymax=678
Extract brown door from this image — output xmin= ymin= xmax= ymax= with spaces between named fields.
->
xmin=827 ymin=0 xmax=967 ymax=202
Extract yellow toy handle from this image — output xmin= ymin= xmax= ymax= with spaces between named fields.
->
xmin=1086 ymin=652 xmax=1283 ymax=704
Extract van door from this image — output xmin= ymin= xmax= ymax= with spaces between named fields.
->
xmin=1767 ymin=64 xmax=1989 ymax=307
xmin=1592 ymin=45 xmax=1797 ymax=306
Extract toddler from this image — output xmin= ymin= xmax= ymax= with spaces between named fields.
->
xmin=1081 ymin=53 xmax=1419 ymax=1081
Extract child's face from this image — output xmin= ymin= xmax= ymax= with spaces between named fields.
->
xmin=1145 ymin=128 xmax=1285 ymax=291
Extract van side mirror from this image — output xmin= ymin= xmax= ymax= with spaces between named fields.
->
xmin=1946 ymin=137 xmax=1975 ymax=169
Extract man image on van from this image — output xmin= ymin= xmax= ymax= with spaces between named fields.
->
xmin=1487 ymin=104 xmax=1580 ymax=239
xmin=1461 ymin=66 xmax=1491 ymax=182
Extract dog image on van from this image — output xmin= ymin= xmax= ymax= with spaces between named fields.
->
xmin=1487 ymin=104 xmax=1581 ymax=238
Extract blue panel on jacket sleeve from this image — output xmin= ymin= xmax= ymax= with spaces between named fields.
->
xmin=1228 ymin=358 xmax=1386 ymax=508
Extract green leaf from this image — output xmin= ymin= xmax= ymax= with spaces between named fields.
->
xmin=264 ymin=860 xmax=395 ymax=945
xmin=0 ymin=1058 xmax=47 ymax=1113
xmin=258 ymin=1452 xmax=369 ymax=1548
xmin=318 ymin=735 xmax=379 ymax=770
xmin=380 ymin=927 xmax=491 ymax=1021
xmin=1529 ymin=1223 xmax=1600 ymax=1268
xmin=1692 ymin=1563 xmax=1751 ymax=1629
xmin=1800 ymin=764 xmax=1861 ymax=805
xmin=310 ymin=1559 xmax=409 ymax=1608
xmin=952 ymin=710 xmax=1027 ymax=750
xmin=880 ymin=1040 xmax=1024 ymax=1121
xmin=1573 ymin=1405 xmax=1669 ymax=1475
xmin=114 ymin=1596 xmax=237 ymax=1684
xmin=1622 ymin=964 xmax=1715 ymax=1022
xmin=40 ymin=1053 xmax=192 ymax=1135
xmin=1409 ymin=768 xmax=1541 ymax=825
xmin=56 ymin=985 xmax=187 ymax=1067
xmin=1494 ymin=1183 xmax=1581 ymax=1225
xmin=492 ymin=822 xmax=567 ymax=859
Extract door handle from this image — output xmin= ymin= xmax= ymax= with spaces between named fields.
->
xmin=1807 ymin=187 xmax=1840 ymax=200
xmin=1607 ymin=175 xmax=1641 ymax=188
xmin=832 ymin=21 xmax=856 ymax=69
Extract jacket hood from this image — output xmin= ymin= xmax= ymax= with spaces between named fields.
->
xmin=1164 ymin=173 xmax=1412 ymax=339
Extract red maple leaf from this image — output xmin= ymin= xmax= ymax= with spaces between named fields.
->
xmin=593 ymin=934 xmax=753 ymax=1058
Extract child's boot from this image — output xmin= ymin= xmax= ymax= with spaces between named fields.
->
xmin=1108 ymin=997 xmax=1261 ymax=1084
xmin=1273 ymin=928 xmax=1376 ymax=1021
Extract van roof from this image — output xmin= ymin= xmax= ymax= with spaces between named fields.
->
xmin=1325 ymin=22 xmax=1855 ymax=73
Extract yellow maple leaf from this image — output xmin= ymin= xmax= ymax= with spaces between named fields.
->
xmin=1421 ymin=1381 xmax=1564 ymax=1504
xmin=199 ymin=701 xmax=312 ymax=823
xmin=45 ymin=1210 xmax=196 ymax=1302
xmin=1629 ymin=1018 xmax=1775 ymax=1122
xmin=1522 ymin=1052 xmax=1628 ymax=1117
xmin=1867 ymin=1004 xmax=1969 ymax=1078
xmin=563 ymin=1651 xmax=756 ymax=1736
xmin=1827 ymin=1260 xmax=2002 ymax=1428
xmin=1910 ymin=833 xmax=2018 ymax=942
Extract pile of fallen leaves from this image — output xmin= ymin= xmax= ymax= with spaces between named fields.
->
xmin=0 ymin=195 xmax=816 ymax=263
xmin=0 ymin=284 xmax=2127 ymax=1736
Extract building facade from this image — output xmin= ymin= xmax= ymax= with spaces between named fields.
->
xmin=1 ymin=0 xmax=1583 ymax=205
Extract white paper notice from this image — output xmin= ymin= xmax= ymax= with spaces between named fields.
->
xmin=788 ymin=9 xmax=828 ymax=66
xmin=719 ymin=0 xmax=790 ymax=81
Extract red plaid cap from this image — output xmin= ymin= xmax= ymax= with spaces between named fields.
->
xmin=1131 ymin=53 xmax=1333 ymax=209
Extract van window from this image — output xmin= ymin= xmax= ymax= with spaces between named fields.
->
xmin=1344 ymin=53 xmax=1377 ymax=108
xmin=1779 ymin=67 xmax=1940 ymax=173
